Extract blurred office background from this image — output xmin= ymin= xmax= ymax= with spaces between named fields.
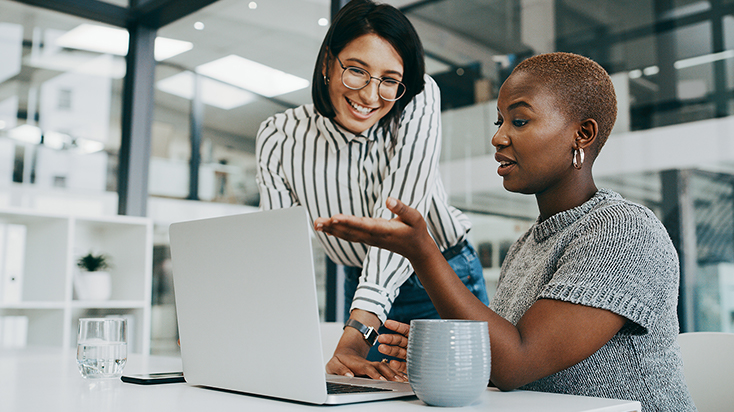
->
xmin=1 ymin=0 xmax=733 ymax=355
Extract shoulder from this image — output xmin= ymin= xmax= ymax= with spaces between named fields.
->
xmin=423 ymin=74 xmax=439 ymax=95
xmin=261 ymin=104 xmax=315 ymax=125
xmin=416 ymin=74 xmax=440 ymax=104
xmin=397 ymin=74 xmax=441 ymax=130
xmin=584 ymin=190 xmax=669 ymax=242
xmin=569 ymin=190 xmax=679 ymax=281
xmin=403 ymin=75 xmax=439 ymax=109
xmin=540 ymin=191 xmax=679 ymax=330
xmin=257 ymin=105 xmax=317 ymax=138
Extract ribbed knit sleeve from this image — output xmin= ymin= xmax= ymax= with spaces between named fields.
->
xmin=537 ymin=199 xmax=679 ymax=333
xmin=489 ymin=189 xmax=696 ymax=411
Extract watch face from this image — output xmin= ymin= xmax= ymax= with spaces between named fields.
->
xmin=365 ymin=328 xmax=378 ymax=346
xmin=345 ymin=319 xmax=378 ymax=345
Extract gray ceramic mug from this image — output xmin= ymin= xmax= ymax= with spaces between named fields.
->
xmin=407 ymin=319 xmax=491 ymax=407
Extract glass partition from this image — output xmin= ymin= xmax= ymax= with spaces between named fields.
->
xmin=4 ymin=0 xmax=734 ymax=354
xmin=0 ymin=1 xmax=122 ymax=214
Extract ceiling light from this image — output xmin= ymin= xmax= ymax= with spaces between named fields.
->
xmin=628 ymin=69 xmax=643 ymax=79
xmin=196 ymin=55 xmax=309 ymax=98
xmin=674 ymin=50 xmax=734 ymax=69
xmin=318 ymin=18 xmax=329 ymax=27
xmin=43 ymin=131 xmax=70 ymax=150
xmin=55 ymin=23 xmax=193 ymax=61
xmin=75 ymin=138 xmax=105 ymax=154
xmin=643 ymin=65 xmax=659 ymax=76
xmin=194 ymin=22 xmax=205 ymax=31
xmin=249 ymin=2 xmax=257 ymax=9
xmin=157 ymin=71 xmax=258 ymax=110
xmin=8 ymin=124 xmax=42 ymax=144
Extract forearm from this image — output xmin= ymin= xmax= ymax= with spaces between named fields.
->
xmin=333 ymin=309 xmax=381 ymax=358
xmin=408 ymin=246 xmax=624 ymax=389
xmin=405 ymin=234 xmax=530 ymax=389
xmin=314 ymin=200 xmax=625 ymax=389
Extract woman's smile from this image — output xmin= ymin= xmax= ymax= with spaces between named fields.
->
xmin=326 ymin=33 xmax=403 ymax=134
xmin=346 ymin=96 xmax=377 ymax=118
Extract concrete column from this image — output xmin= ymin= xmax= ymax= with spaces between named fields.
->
xmin=521 ymin=0 xmax=555 ymax=54
xmin=118 ymin=21 xmax=156 ymax=217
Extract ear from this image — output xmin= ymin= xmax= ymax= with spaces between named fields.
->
xmin=575 ymin=118 xmax=598 ymax=151
xmin=321 ymin=48 xmax=331 ymax=78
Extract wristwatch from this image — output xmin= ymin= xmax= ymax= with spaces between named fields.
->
xmin=344 ymin=318 xmax=379 ymax=346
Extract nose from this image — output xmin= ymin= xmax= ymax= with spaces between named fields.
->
xmin=491 ymin=125 xmax=509 ymax=149
xmin=358 ymin=78 xmax=380 ymax=104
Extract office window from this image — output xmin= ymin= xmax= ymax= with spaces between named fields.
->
xmin=4 ymin=0 xmax=734 ymax=343
xmin=151 ymin=0 xmax=329 ymax=206
xmin=0 ymin=1 xmax=121 ymax=204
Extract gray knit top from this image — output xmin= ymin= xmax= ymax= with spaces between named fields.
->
xmin=490 ymin=189 xmax=696 ymax=411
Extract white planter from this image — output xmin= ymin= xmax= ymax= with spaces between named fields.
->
xmin=74 ymin=270 xmax=112 ymax=301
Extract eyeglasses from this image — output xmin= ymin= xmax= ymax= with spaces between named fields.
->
xmin=336 ymin=55 xmax=406 ymax=102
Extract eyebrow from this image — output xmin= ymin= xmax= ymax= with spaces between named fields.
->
xmin=344 ymin=57 xmax=403 ymax=78
xmin=507 ymin=101 xmax=532 ymax=111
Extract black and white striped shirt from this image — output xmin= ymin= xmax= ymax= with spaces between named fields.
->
xmin=256 ymin=75 xmax=471 ymax=322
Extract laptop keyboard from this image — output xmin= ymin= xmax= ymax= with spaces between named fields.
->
xmin=326 ymin=381 xmax=393 ymax=394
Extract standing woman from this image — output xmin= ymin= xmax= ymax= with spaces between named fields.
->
xmin=256 ymin=0 xmax=488 ymax=381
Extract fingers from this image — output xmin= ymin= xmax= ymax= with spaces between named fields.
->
xmin=376 ymin=333 xmax=408 ymax=350
xmin=377 ymin=342 xmax=407 ymax=361
xmin=384 ymin=319 xmax=410 ymax=337
xmin=326 ymin=354 xmax=407 ymax=382
xmin=374 ymin=360 xmax=408 ymax=382
xmin=314 ymin=215 xmax=370 ymax=241
xmin=385 ymin=359 xmax=407 ymax=374
xmin=325 ymin=356 xmax=355 ymax=378
xmin=385 ymin=197 xmax=420 ymax=226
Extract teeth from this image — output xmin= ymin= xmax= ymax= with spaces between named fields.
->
xmin=500 ymin=161 xmax=513 ymax=167
xmin=349 ymin=99 xmax=372 ymax=115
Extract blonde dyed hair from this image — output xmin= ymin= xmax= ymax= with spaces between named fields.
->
xmin=513 ymin=52 xmax=617 ymax=155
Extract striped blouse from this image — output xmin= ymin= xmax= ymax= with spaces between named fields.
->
xmin=255 ymin=75 xmax=471 ymax=323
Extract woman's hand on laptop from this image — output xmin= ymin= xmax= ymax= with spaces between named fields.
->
xmin=326 ymin=349 xmax=407 ymax=382
xmin=326 ymin=310 xmax=407 ymax=382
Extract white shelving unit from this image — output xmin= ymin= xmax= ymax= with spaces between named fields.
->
xmin=0 ymin=208 xmax=153 ymax=354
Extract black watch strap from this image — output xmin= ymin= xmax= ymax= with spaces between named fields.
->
xmin=344 ymin=318 xmax=379 ymax=346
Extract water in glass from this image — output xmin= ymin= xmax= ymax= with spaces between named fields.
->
xmin=77 ymin=339 xmax=127 ymax=378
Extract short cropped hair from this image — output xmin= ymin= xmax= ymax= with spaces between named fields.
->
xmin=312 ymin=0 xmax=425 ymax=140
xmin=513 ymin=52 xmax=617 ymax=154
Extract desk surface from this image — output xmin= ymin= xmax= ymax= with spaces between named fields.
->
xmin=0 ymin=347 xmax=641 ymax=412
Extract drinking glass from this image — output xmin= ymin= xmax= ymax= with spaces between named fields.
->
xmin=407 ymin=319 xmax=491 ymax=407
xmin=76 ymin=318 xmax=127 ymax=379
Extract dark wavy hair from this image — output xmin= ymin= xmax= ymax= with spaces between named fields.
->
xmin=312 ymin=0 xmax=425 ymax=141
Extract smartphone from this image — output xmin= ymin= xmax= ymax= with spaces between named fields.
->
xmin=121 ymin=371 xmax=185 ymax=385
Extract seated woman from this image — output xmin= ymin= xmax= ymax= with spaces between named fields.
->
xmin=315 ymin=52 xmax=696 ymax=411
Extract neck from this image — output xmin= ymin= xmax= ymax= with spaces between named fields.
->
xmin=535 ymin=174 xmax=598 ymax=222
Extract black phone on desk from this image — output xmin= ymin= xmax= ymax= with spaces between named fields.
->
xmin=121 ymin=371 xmax=185 ymax=385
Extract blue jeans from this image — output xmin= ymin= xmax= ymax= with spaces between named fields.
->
xmin=343 ymin=241 xmax=489 ymax=361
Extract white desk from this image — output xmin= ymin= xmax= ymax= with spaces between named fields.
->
xmin=0 ymin=347 xmax=641 ymax=412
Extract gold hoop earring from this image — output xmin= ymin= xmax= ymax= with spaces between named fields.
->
xmin=573 ymin=148 xmax=584 ymax=170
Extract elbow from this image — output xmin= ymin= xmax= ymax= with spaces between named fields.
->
xmin=489 ymin=370 xmax=530 ymax=391
xmin=489 ymin=379 xmax=522 ymax=392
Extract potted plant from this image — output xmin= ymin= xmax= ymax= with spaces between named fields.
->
xmin=75 ymin=253 xmax=113 ymax=300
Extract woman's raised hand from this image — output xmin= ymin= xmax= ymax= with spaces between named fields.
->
xmin=314 ymin=197 xmax=430 ymax=261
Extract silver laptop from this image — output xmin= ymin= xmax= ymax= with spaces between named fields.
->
xmin=169 ymin=206 xmax=414 ymax=405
